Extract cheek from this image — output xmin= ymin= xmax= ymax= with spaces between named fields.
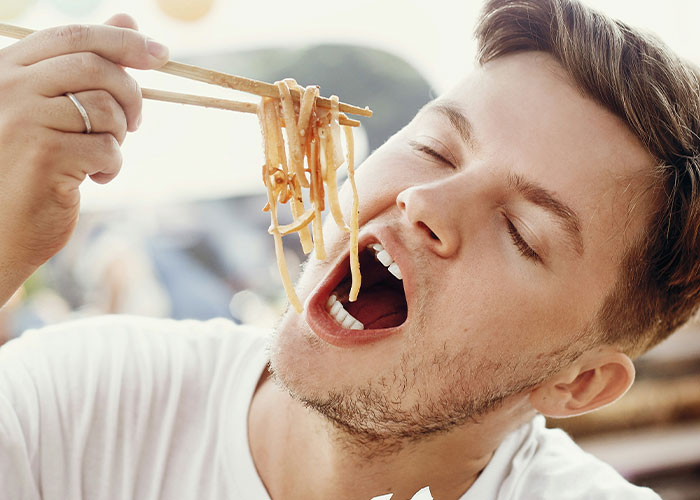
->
xmin=340 ymin=161 xmax=398 ymax=224
xmin=422 ymin=247 xmax=572 ymax=354
xmin=467 ymin=270 xmax=588 ymax=355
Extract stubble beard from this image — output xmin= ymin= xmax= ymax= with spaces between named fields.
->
xmin=267 ymin=300 xmax=577 ymax=459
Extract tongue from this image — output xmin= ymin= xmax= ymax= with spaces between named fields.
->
xmin=345 ymin=284 xmax=407 ymax=329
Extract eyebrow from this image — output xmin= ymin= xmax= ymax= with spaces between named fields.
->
xmin=424 ymin=102 xmax=584 ymax=256
xmin=429 ymin=101 xmax=479 ymax=150
xmin=508 ymin=173 xmax=585 ymax=257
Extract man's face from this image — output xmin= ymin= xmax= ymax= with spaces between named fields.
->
xmin=269 ymin=52 xmax=655 ymax=439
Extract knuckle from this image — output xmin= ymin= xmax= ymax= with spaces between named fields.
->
xmin=116 ymin=120 xmax=128 ymax=144
xmin=126 ymin=74 xmax=141 ymax=98
xmin=119 ymin=29 xmax=130 ymax=53
xmin=92 ymin=89 xmax=114 ymax=114
xmin=96 ymin=132 xmax=115 ymax=150
xmin=74 ymin=52 xmax=102 ymax=76
xmin=117 ymin=28 xmax=149 ymax=65
xmin=99 ymin=138 xmax=123 ymax=180
xmin=115 ymin=68 xmax=141 ymax=105
xmin=126 ymin=78 xmax=143 ymax=115
xmin=111 ymin=105 xmax=128 ymax=135
xmin=110 ymin=114 xmax=128 ymax=145
xmin=100 ymin=133 xmax=122 ymax=158
xmin=56 ymin=24 xmax=91 ymax=49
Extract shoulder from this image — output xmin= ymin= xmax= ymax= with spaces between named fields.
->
xmin=0 ymin=316 xmax=270 ymax=496
xmin=2 ymin=314 xmax=268 ymax=362
xmin=0 ymin=315 xmax=270 ymax=450
xmin=7 ymin=313 xmax=266 ymax=341
xmin=0 ymin=315 xmax=270 ymax=410
xmin=502 ymin=416 xmax=660 ymax=500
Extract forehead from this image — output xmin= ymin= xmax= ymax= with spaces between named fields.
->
xmin=441 ymin=52 xmax=654 ymax=208
xmin=438 ymin=52 xmax=654 ymax=184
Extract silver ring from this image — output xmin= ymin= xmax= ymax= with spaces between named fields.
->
xmin=65 ymin=92 xmax=92 ymax=134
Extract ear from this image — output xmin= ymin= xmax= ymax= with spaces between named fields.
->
xmin=529 ymin=346 xmax=635 ymax=418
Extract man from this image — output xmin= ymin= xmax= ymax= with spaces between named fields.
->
xmin=0 ymin=0 xmax=697 ymax=498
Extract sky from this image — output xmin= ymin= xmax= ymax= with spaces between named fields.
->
xmin=1 ymin=0 xmax=699 ymax=209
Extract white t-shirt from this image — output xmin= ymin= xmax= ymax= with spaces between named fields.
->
xmin=0 ymin=316 xmax=660 ymax=500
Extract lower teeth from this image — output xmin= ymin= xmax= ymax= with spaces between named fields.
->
xmin=326 ymin=295 xmax=364 ymax=330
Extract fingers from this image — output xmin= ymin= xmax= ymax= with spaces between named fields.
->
xmin=104 ymin=13 xmax=139 ymax=30
xmin=48 ymin=130 xmax=124 ymax=185
xmin=0 ymin=15 xmax=155 ymax=190
xmin=5 ymin=23 xmax=169 ymax=70
xmin=27 ymin=52 xmax=141 ymax=132
xmin=41 ymin=91 xmax=128 ymax=144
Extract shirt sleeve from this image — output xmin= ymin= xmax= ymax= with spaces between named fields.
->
xmin=0 ymin=315 xmax=250 ymax=500
xmin=0 ymin=316 xmax=165 ymax=499
xmin=0 ymin=319 xmax=96 ymax=499
xmin=0 ymin=371 xmax=41 ymax=500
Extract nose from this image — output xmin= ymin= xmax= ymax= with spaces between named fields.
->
xmin=396 ymin=183 xmax=461 ymax=258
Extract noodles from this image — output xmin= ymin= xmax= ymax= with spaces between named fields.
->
xmin=257 ymin=82 xmax=361 ymax=313
xmin=344 ymin=124 xmax=361 ymax=302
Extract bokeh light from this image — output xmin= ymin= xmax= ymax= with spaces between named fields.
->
xmin=48 ymin=0 xmax=102 ymax=17
xmin=0 ymin=0 xmax=36 ymax=20
xmin=156 ymin=0 xmax=215 ymax=22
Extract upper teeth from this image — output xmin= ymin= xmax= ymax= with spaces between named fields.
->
xmin=369 ymin=243 xmax=402 ymax=280
xmin=324 ymin=243 xmax=403 ymax=331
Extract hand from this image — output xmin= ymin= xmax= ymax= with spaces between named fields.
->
xmin=0 ymin=14 xmax=169 ymax=307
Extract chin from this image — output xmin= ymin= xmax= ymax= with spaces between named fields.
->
xmin=266 ymin=238 xmax=413 ymax=415
xmin=269 ymin=308 xmax=554 ymax=445
xmin=266 ymin=274 xmax=334 ymax=399
xmin=268 ymin=305 xmax=371 ymax=402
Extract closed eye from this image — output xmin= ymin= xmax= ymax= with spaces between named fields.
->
xmin=408 ymin=140 xmax=456 ymax=168
xmin=505 ymin=217 xmax=542 ymax=264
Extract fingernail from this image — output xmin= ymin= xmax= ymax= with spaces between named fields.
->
xmin=136 ymin=114 xmax=143 ymax=129
xmin=147 ymin=39 xmax=169 ymax=60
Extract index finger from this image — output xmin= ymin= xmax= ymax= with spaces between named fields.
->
xmin=5 ymin=23 xmax=169 ymax=70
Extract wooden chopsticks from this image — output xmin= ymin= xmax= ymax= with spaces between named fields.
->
xmin=158 ymin=60 xmax=371 ymax=117
xmin=0 ymin=23 xmax=372 ymax=126
xmin=0 ymin=22 xmax=31 ymax=39
xmin=140 ymin=88 xmax=361 ymax=127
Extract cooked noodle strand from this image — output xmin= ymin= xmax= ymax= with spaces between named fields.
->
xmin=257 ymin=85 xmax=362 ymax=313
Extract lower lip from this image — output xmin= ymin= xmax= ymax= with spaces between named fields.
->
xmin=306 ymin=299 xmax=403 ymax=347
xmin=305 ymin=262 xmax=404 ymax=347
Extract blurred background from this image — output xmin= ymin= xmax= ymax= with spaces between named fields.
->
xmin=0 ymin=0 xmax=699 ymax=498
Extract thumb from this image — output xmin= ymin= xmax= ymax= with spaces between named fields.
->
xmin=104 ymin=13 xmax=139 ymax=31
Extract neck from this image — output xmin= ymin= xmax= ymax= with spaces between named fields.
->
xmin=248 ymin=371 xmax=535 ymax=500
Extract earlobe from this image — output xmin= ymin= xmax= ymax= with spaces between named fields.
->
xmin=529 ymin=348 xmax=635 ymax=418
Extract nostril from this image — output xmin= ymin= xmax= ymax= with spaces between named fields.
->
xmin=417 ymin=221 xmax=439 ymax=240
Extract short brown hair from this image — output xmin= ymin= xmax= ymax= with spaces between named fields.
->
xmin=475 ymin=0 xmax=700 ymax=356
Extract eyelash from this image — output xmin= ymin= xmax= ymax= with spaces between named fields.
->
xmin=410 ymin=140 xmax=540 ymax=264
xmin=505 ymin=217 xmax=542 ymax=263
xmin=409 ymin=140 xmax=456 ymax=168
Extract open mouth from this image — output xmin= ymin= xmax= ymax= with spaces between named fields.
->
xmin=307 ymin=240 xmax=409 ymax=346
xmin=327 ymin=242 xmax=408 ymax=329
